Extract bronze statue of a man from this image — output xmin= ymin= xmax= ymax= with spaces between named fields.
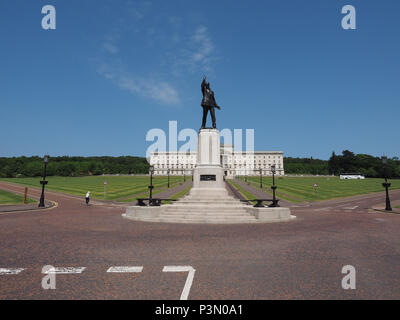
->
xmin=201 ymin=76 xmax=221 ymax=129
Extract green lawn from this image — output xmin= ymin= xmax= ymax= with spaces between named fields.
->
xmin=0 ymin=189 xmax=36 ymax=205
xmin=0 ymin=176 xmax=186 ymax=201
xmin=3 ymin=175 xmax=397 ymax=204
xmin=239 ymin=176 xmax=400 ymax=203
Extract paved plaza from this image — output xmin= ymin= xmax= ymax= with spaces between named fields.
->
xmin=0 ymin=182 xmax=399 ymax=299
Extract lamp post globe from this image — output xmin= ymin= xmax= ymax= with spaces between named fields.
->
xmin=38 ymin=155 xmax=50 ymax=208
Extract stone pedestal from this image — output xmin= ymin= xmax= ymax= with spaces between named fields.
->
xmin=123 ymin=127 xmax=296 ymax=224
xmin=193 ymin=128 xmax=225 ymax=190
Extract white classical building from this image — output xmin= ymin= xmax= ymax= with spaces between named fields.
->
xmin=150 ymin=144 xmax=284 ymax=177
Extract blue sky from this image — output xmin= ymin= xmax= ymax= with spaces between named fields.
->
xmin=0 ymin=0 xmax=399 ymax=159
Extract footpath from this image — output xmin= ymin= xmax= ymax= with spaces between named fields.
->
xmin=231 ymin=178 xmax=293 ymax=207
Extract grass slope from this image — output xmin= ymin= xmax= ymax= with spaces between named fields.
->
xmin=0 ymin=189 xmax=36 ymax=205
xmin=1 ymin=176 xmax=185 ymax=201
xmin=240 ymin=176 xmax=400 ymax=203
xmin=4 ymin=175 xmax=398 ymax=204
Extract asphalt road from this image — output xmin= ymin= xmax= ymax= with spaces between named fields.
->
xmin=0 ymin=182 xmax=399 ymax=300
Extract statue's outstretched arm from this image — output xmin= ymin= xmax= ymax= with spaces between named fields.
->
xmin=201 ymin=78 xmax=206 ymax=94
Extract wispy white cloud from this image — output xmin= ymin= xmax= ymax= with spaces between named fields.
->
xmin=95 ymin=2 xmax=218 ymax=106
xmin=171 ymin=25 xmax=217 ymax=75
xmin=191 ymin=26 xmax=214 ymax=63
xmin=96 ymin=2 xmax=181 ymax=106
xmin=126 ymin=0 xmax=152 ymax=20
xmin=103 ymin=42 xmax=119 ymax=54
xmin=97 ymin=65 xmax=180 ymax=105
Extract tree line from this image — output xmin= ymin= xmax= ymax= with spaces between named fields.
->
xmin=0 ymin=151 xmax=399 ymax=178
xmin=327 ymin=150 xmax=399 ymax=178
xmin=284 ymin=150 xmax=400 ymax=178
xmin=0 ymin=156 xmax=150 ymax=178
xmin=284 ymin=157 xmax=329 ymax=175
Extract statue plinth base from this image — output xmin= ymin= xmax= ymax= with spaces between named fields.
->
xmin=123 ymin=127 xmax=296 ymax=224
xmin=192 ymin=128 xmax=225 ymax=190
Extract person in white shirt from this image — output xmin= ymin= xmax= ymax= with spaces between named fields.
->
xmin=85 ymin=191 xmax=90 ymax=205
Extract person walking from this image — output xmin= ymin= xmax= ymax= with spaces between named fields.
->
xmin=85 ymin=191 xmax=90 ymax=205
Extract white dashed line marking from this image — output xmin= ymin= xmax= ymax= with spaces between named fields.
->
xmin=313 ymin=207 xmax=332 ymax=211
xmin=0 ymin=268 xmax=25 ymax=275
xmin=343 ymin=206 xmax=359 ymax=210
xmin=107 ymin=266 xmax=143 ymax=273
xmin=43 ymin=267 xmax=86 ymax=274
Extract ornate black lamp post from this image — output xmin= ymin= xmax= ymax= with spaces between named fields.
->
xmin=38 ymin=155 xmax=49 ymax=208
xmin=382 ymin=156 xmax=392 ymax=211
xmin=167 ymin=169 xmax=170 ymax=188
xmin=183 ymin=170 xmax=186 ymax=183
xmin=270 ymin=164 xmax=279 ymax=207
xmin=148 ymin=165 xmax=154 ymax=206
xmin=259 ymin=168 xmax=263 ymax=189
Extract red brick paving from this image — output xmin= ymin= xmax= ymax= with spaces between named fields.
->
xmin=0 ymin=181 xmax=399 ymax=300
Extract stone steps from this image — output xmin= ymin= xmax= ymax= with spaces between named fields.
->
xmin=123 ymin=185 xmax=293 ymax=224
xmin=161 ymin=211 xmax=251 ymax=216
xmin=163 ymin=208 xmax=250 ymax=214
xmin=143 ymin=186 xmax=257 ymax=223
xmin=136 ymin=216 xmax=258 ymax=224
xmin=160 ymin=213 xmax=254 ymax=218
xmin=164 ymin=203 xmax=248 ymax=208
xmin=178 ymin=199 xmax=242 ymax=203
xmin=172 ymin=203 xmax=244 ymax=207
xmin=123 ymin=185 xmax=294 ymax=224
xmin=179 ymin=197 xmax=240 ymax=201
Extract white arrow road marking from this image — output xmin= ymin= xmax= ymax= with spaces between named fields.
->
xmin=343 ymin=206 xmax=359 ymax=210
xmin=313 ymin=207 xmax=332 ymax=211
xmin=163 ymin=266 xmax=196 ymax=300
xmin=107 ymin=266 xmax=143 ymax=273
xmin=43 ymin=267 xmax=86 ymax=274
xmin=0 ymin=268 xmax=25 ymax=275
